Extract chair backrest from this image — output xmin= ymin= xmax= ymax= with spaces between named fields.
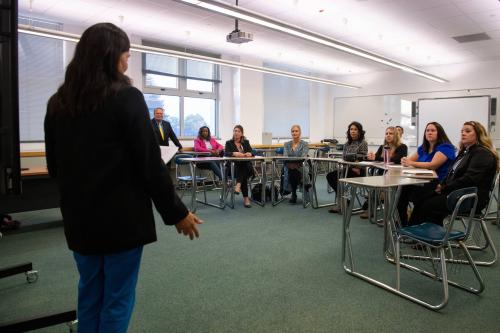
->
xmin=174 ymin=154 xmax=194 ymax=180
xmin=252 ymin=149 xmax=264 ymax=157
xmin=446 ymin=187 xmax=478 ymax=213
xmin=314 ymin=146 xmax=330 ymax=158
xmin=174 ymin=153 xmax=194 ymax=165
xmin=481 ymin=171 xmax=500 ymax=217
xmin=445 ymin=187 xmax=478 ymax=242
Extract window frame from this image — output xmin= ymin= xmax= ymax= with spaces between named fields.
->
xmin=142 ymin=52 xmax=220 ymax=138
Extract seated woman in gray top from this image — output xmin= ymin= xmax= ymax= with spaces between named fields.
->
xmin=283 ymin=125 xmax=310 ymax=204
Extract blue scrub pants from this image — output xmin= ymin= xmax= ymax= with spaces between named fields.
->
xmin=73 ymin=246 xmax=143 ymax=333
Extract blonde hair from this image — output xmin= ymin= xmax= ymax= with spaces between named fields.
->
xmin=462 ymin=121 xmax=499 ymax=170
xmin=291 ymin=124 xmax=301 ymax=133
xmin=384 ymin=126 xmax=401 ymax=149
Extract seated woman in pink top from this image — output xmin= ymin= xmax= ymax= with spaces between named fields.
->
xmin=193 ymin=126 xmax=223 ymax=180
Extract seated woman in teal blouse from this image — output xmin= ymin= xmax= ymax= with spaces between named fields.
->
xmin=283 ymin=125 xmax=310 ymax=204
xmin=398 ymin=122 xmax=456 ymax=226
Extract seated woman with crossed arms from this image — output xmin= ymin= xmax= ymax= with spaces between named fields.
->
xmin=409 ymin=121 xmax=498 ymax=225
xmin=283 ymin=125 xmax=310 ymax=204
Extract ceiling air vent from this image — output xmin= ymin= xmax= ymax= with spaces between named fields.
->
xmin=452 ymin=33 xmax=491 ymax=43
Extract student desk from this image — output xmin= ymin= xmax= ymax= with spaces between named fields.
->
xmin=269 ymin=156 xmax=311 ymax=208
xmin=179 ymin=156 xmax=267 ymax=211
xmin=308 ymin=158 xmax=380 ymax=209
xmin=339 ymin=175 xmax=435 ymax=307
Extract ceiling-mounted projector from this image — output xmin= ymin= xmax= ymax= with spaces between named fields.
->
xmin=226 ymin=0 xmax=252 ymax=44
xmin=226 ymin=29 xmax=253 ymax=44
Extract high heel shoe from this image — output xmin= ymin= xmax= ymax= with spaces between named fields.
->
xmin=235 ymin=183 xmax=241 ymax=195
xmin=244 ymin=198 xmax=251 ymax=208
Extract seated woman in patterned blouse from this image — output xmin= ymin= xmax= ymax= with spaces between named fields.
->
xmin=326 ymin=121 xmax=368 ymax=213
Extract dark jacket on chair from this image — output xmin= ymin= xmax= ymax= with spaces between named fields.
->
xmin=45 ymin=87 xmax=189 ymax=255
xmin=441 ymin=144 xmax=497 ymax=211
xmin=151 ymin=119 xmax=182 ymax=148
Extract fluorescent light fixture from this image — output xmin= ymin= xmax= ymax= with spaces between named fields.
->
xmin=176 ymin=0 xmax=448 ymax=83
xmin=18 ymin=25 xmax=359 ymax=89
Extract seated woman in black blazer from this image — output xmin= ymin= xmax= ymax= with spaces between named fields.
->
xmin=409 ymin=121 xmax=499 ymax=226
xmin=225 ymin=125 xmax=254 ymax=208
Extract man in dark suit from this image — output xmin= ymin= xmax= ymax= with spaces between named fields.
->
xmin=151 ymin=107 xmax=182 ymax=149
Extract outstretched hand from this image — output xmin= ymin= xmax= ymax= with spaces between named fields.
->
xmin=175 ymin=212 xmax=203 ymax=240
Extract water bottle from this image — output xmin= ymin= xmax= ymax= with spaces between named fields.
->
xmin=383 ymin=146 xmax=390 ymax=165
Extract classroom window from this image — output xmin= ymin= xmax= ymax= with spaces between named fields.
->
xmin=184 ymin=97 xmax=216 ymax=137
xmin=142 ymin=49 xmax=220 ymax=138
xmin=144 ymin=94 xmax=181 ymax=134
xmin=18 ymin=17 xmax=66 ymax=142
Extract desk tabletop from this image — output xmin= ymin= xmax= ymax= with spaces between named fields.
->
xmin=270 ymin=156 xmax=308 ymax=161
xmin=179 ymin=156 xmax=266 ymax=162
xmin=340 ymin=175 xmax=431 ymax=188
xmin=21 ymin=167 xmax=49 ymax=177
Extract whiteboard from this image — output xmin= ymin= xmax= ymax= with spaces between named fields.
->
xmin=334 ymin=95 xmax=417 ymax=146
xmin=417 ymin=96 xmax=490 ymax=148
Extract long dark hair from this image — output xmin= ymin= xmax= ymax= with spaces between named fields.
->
xmin=232 ymin=125 xmax=245 ymax=143
xmin=50 ymin=23 xmax=131 ymax=116
xmin=346 ymin=121 xmax=365 ymax=144
xmin=198 ymin=126 xmax=211 ymax=140
xmin=421 ymin=121 xmax=452 ymax=153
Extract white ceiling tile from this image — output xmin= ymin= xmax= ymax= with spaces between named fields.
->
xmin=426 ymin=15 xmax=483 ymax=36
xmin=453 ymin=0 xmax=500 ymax=14
xmin=17 ymin=0 xmax=500 ymax=79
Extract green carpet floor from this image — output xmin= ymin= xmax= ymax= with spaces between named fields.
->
xmin=1 ymin=180 xmax=500 ymax=332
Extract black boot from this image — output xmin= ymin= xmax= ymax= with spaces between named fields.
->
xmin=289 ymin=193 xmax=297 ymax=204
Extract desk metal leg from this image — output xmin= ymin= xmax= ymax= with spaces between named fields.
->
xmin=189 ymin=162 xmax=197 ymax=212
xmin=226 ymin=162 xmax=235 ymax=209
xmin=192 ymin=162 xmax=226 ymax=210
xmin=271 ymin=160 xmax=286 ymax=206
xmin=342 ymin=185 xmax=356 ymax=272
xmin=311 ymin=161 xmax=337 ymax=209
xmin=302 ymin=160 xmax=310 ymax=208
xmin=251 ymin=161 xmax=266 ymax=207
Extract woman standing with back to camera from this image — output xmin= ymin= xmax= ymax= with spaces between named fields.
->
xmin=45 ymin=23 xmax=202 ymax=333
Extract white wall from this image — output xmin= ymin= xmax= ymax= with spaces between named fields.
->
xmin=330 ymin=59 xmax=500 ymax=148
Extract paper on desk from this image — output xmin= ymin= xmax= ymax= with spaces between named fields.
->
xmin=402 ymin=169 xmax=434 ymax=175
xmin=387 ymin=165 xmax=404 ymax=168
xmin=160 ymin=146 xmax=178 ymax=163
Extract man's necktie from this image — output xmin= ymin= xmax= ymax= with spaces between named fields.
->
xmin=158 ymin=123 xmax=165 ymax=141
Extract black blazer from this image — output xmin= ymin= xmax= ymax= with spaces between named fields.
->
xmin=374 ymin=144 xmax=408 ymax=164
xmin=224 ymin=139 xmax=253 ymax=156
xmin=151 ymin=119 xmax=182 ymax=148
xmin=441 ymin=144 xmax=497 ymax=211
xmin=45 ymin=86 xmax=189 ymax=255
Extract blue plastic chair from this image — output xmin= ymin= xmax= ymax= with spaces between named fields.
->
xmin=174 ymin=154 xmax=208 ymax=200
xmin=394 ymin=187 xmax=484 ymax=310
